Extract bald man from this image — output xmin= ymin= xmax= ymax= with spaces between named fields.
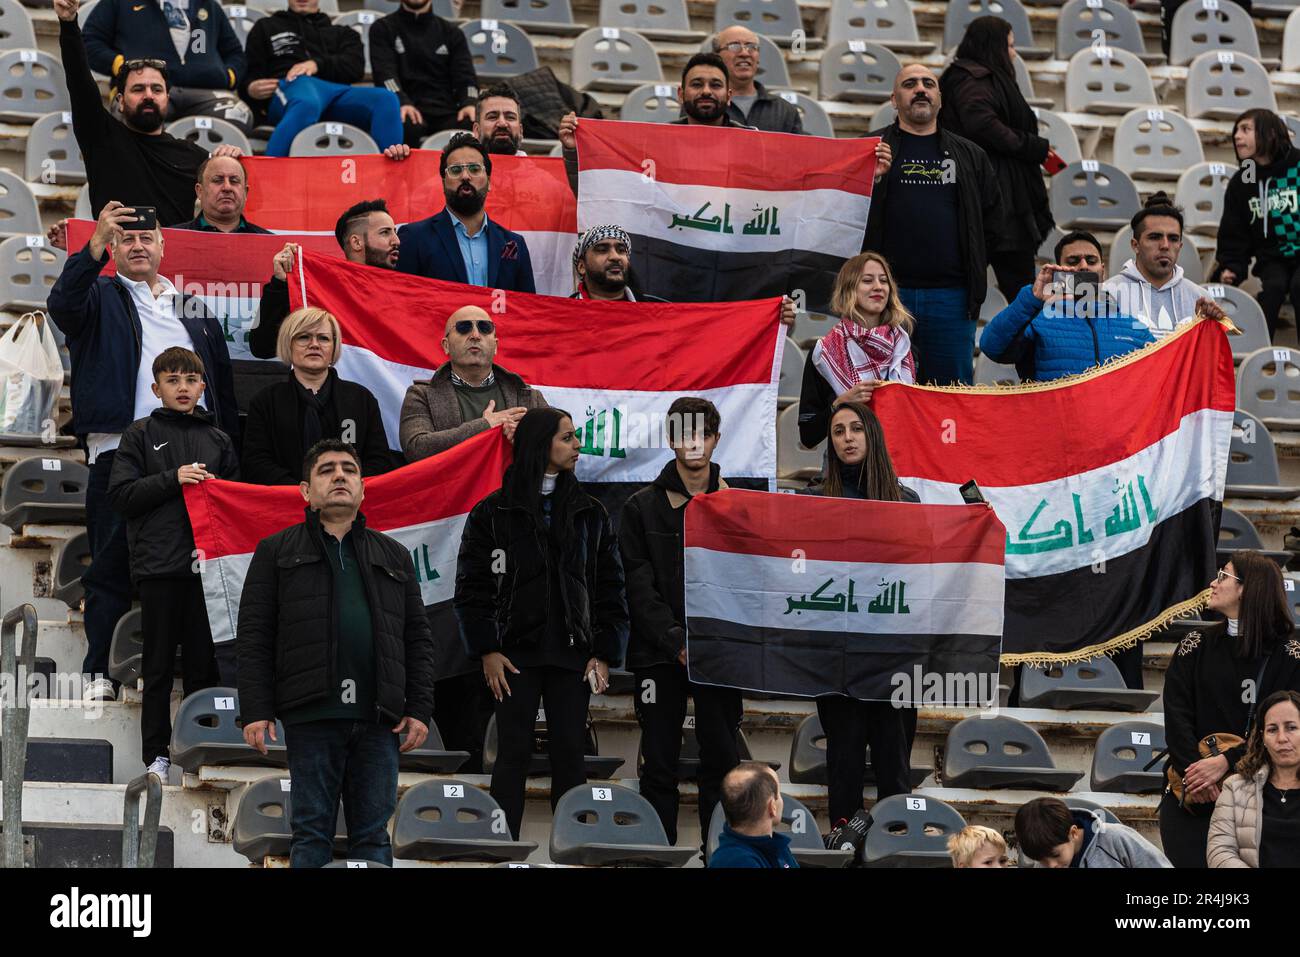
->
xmin=713 ymin=26 xmax=803 ymax=134
xmin=863 ymin=63 xmax=1003 ymax=386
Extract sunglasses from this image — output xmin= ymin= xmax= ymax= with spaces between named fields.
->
xmin=454 ymin=319 xmax=496 ymax=335
xmin=1216 ymin=567 xmax=1241 ymax=583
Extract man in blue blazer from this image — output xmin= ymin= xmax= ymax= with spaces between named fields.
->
xmin=396 ymin=132 xmax=536 ymax=293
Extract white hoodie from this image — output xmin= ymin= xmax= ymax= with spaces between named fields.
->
xmin=1101 ymin=260 xmax=1208 ymax=340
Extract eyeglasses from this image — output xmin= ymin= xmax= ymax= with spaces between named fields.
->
xmin=446 ymin=163 xmax=485 ymax=178
xmin=454 ymin=319 xmax=496 ymax=335
xmin=293 ymin=333 xmax=335 ymax=346
xmin=719 ymin=41 xmax=760 ymax=53
xmin=1216 ymin=568 xmax=1241 ymax=583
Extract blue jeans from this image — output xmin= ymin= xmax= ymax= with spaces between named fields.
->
xmin=266 ymin=76 xmax=403 ymax=157
xmin=81 ymin=452 xmax=131 ymax=687
xmin=283 ymin=719 xmax=400 ymax=868
xmin=899 ymin=286 xmax=973 ymax=386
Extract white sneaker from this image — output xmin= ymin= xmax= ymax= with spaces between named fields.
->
xmin=83 ymin=677 xmax=116 ymax=702
xmin=147 ymin=757 xmax=171 ymax=780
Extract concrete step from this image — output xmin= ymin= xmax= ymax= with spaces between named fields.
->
xmin=0 ymin=735 xmax=112 ymax=784
xmin=0 ymin=821 xmax=173 ymax=867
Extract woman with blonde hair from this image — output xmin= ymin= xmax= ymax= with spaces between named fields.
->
xmin=797 ymin=252 xmax=915 ymax=447
xmin=243 ymin=307 xmax=395 ymax=485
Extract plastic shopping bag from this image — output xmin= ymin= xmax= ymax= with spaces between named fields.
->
xmin=0 ymin=312 xmax=64 ymax=435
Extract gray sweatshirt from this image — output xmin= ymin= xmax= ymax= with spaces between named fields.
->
xmin=1101 ymin=261 xmax=1208 ymax=340
xmin=1077 ymin=809 xmax=1173 ymax=869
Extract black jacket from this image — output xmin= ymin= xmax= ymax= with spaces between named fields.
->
xmin=83 ymin=0 xmax=246 ymax=92
xmin=242 ymin=368 xmax=395 ymax=485
xmin=1215 ymin=147 xmax=1300 ymax=279
xmin=453 ymin=471 xmax=629 ymax=667
xmin=242 ymin=10 xmax=364 ymax=120
xmin=250 ymin=275 xmax=290 ymax=360
xmin=173 ymin=216 xmax=272 ymax=235
xmin=619 ymin=460 xmax=727 ymax=670
xmin=938 ymin=59 xmax=1052 ymax=253
xmin=798 ymin=457 xmax=921 ymax=502
xmin=107 ymin=406 xmax=240 ymax=582
xmin=725 ymin=82 xmax=804 ymax=134
xmin=369 ymin=8 xmax=478 ymax=116
xmin=237 ymin=507 xmax=436 ymax=725
xmin=864 ymin=122 xmax=1004 ymax=321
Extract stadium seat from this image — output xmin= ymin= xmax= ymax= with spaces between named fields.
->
xmin=818 ymin=40 xmax=900 ymax=103
xmin=1019 ymin=656 xmax=1160 ymax=711
xmin=1202 ymin=284 xmax=1268 ymax=361
xmin=980 ymin=286 xmax=1009 ymax=321
xmin=462 ymin=19 xmax=540 ymax=79
xmin=0 ymin=49 xmax=66 ymax=121
xmin=1064 ymin=46 xmax=1157 ymax=115
xmin=1037 ymin=226 xmax=1064 ymax=264
xmin=0 ymin=456 xmax=88 ymax=530
xmin=1089 ymin=722 xmax=1167 ymax=794
xmin=827 ymin=0 xmax=933 ymax=54
xmin=481 ymin=0 xmax=582 ymax=36
xmin=697 ymin=33 xmax=791 ymax=88
xmin=1169 ymin=0 xmax=1261 ymax=67
xmin=1062 ymin=796 xmax=1121 ymax=825
xmin=50 ymin=529 xmax=90 ymax=608
xmin=419 ymin=128 xmax=462 ymax=149
xmin=571 ymin=27 xmax=663 ymax=91
xmin=0 ymin=171 xmax=43 ymax=239
xmin=74 ymin=182 xmax=90 ymax=220
xmin=392 ymin=779 xmax=538 ymax=862
xmin=942 ymin=714 xmax=1084 ymax=790
xmin=1107 ymin=224 xmax=1202 ymax=282
xmin=481 ymin=711 xmax=626 ymax=778
xmin=334 ymin=11 xmax=380 ymax=74
xmin=549 ymin=783 xmax=696 ymax=866
xmin=1112 ymin=108 xmax=1204 ymax=180
xmin=288 ymin=121 xmax=379 ymax=157
xmin=231 ymin=775 xmax=348 ymax=864
xmin=636 ymin=722 xmax=777 ymax=782
xmin=599 ymin=0 xmax=705 ymax=41
xmin=397 ymin=720 xmax=471 ymax=773
xmin=786 ymin=713 xmax=930 ymax=786
xmin=25 ymin=110 xmax=83 ymax=184
xmin=1236 ymin=346 xmax=1300 ymax=430
xmin=776 ymin=403 xmax=823 ymax=480
xmin=0 ymin=0 xmax=35 ymax=51
xmin=165 ymin=115 xmax=253 ymax=155
xmin=713 ymin=0 xmax=804 ymax=43
xmin=1285 ymin=8 xmax=1300 ymax=72
xmin=620 ymin=83 xmax=681 ymax=123
xmin=1185 ymin=51 xmax=1275 ymax=121
xmin=362 ymin=0 xmax=455 ymax=13
xmin=870 ymin=101 xmax=896 ymax=130
xmin=223 ymin=5 xmax=266 ymax=47
xmin=322 ymin=859 xmax=389 ymax=867
xmin=974 ymin=352 xmax=1020 ymax=386
xmin=862 ymin=793 xmax=966 ymax=867
xmin=793 ymin=311 xmax=837 ymax=346
xmin=1050 ymin=161 xmax=1139 ymax=231
xmin=1013 ymin=54 xmax=1044 ymax=107
xmin=778 ymin=336 xmax=804 ymax=407
xmin=1216 ymin=505 xmax=1292 ymax=567
xmin=1035 ymin=107 xmax=1081 ymax=166
xmin=1284 ymin=113 xmax=1300 ymax=146
xmin=1055 ymin=0 xmax=1147 ymax=60
xmin=704 ymin=794 xmax=853 ymax=867
xmin=169 ymin=687 xmax=288 ymax=771
xmin=774 ymin=91 xmax=832 ymax=135
xmin=1177 ymin=161 xmax=1235 ymax=236
xmin=0 ymin=235 xmax=66 ymax=311
xmin=1226 ymin=410 xmax=1300 ymax=499
xmin=944 ymin=0 xmax=1048 ymax=58
xmin=108 ymin=607 xmax=152 ymax=687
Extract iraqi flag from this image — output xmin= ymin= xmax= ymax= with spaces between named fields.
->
xmin=290 ymin=252 xmax=783 ymax=486
xmin=575 ymin=119 xmax=876 ymax=313
xmin=871 ymin=319 xmax=1236 ymax=665
xmin=683 ymin=489 xmax=1006 ymax=704
xmin=184 ymin=427 xmax=511 ymax=678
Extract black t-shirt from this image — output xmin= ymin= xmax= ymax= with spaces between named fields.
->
xmin=881 ymin=131 xmax=964 ymax=289
xmin=1260 ymin=781 xmax=1300 ymax=868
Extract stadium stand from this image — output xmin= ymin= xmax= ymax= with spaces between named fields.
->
xmin=483 ymin=0 xmax=583 ymax=36
xmin=861 ymin=792 xmax=967 ymax=866
xmin=571 ymin=26 xmax=663 ymax=90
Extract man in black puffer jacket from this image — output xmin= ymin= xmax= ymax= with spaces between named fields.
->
xmin=237 ymin=438 xmax=435 ymax=867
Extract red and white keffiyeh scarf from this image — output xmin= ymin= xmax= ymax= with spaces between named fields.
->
xmin=811 ymin=319 xmax=916 ymax=395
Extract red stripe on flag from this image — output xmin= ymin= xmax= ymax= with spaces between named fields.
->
xmin=576 ymin=119 xmax=877 ymax=194
xmin=289 ymin=252 xmax=782 ymax=390
xmin=871 ymin=320 xmax=1236 ymax=487
xmin=684 ymin=488 xmax=1007 ymax=565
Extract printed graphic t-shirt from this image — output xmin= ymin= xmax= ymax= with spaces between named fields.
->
xmin=881 ymin=131 xmax=964 ymax=289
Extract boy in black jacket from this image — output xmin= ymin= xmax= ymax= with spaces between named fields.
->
xmin=108 ymin=347 xmax=240 ymax=780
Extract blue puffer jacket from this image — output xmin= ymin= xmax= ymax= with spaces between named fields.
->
xmin=978 ymin=284 xmax=1155 ymax=381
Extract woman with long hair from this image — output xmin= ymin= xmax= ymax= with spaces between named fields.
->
xmin=453 ymin=407 xmax=629 ymax=839
xmin=1161 ymin=551 xmax=1300 ymax=867
xmin=939 ymin=15 xmax=1054 ymax=300
xmin=798 ymin=252 xmax=915 ymax=448
xmin=1208 ymin=690 xmax=1300 ymax=867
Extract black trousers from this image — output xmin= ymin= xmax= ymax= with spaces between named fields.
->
xmin=817 ymin=695 xmax=917 ymax=825
xmin=1253 ymin=258 xmax=1300 ymax=342
xmin=1158 ymin=789 xmax=1213 ymax=868
xmin=491 ymin=665 xmax=590 ymax=840
xmin=989 ymin=247 xmax=1038 ymax=304
xmin=433 ymin=671 xmax=496 ymax=774
xmin=213 ymin=640 xmax=238 ymax=688
xmin=139 ymin=578 xmax=219 ymax=764
xmin=633 ymin=663 xmax=743 ymax=846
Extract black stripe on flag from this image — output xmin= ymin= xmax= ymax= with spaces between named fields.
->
xmin=429 ymin=600 xmax=478 ymax=680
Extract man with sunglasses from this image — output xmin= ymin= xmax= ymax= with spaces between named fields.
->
xmin=713 ymin=25 xmax=803 ymax=134
xmin=396 ymin=133 xmax=536 ymax=293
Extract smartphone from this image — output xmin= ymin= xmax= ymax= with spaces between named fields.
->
xmin=1042 ymin=149 xmax=1067 ymax=175
xmin=587 ymin=670 xmax=600 ymax=693
xmin=131 ymin=206 xmax=158 ymax=231
xmin=959 ymin=479 xmax=986 ymax=505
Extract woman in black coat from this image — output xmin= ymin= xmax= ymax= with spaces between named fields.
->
xmin=242 ymin=307 xmax=395 ymax=485
xmin=453 ymin=407 xmax=630 ymax=839
xmin=939 ymin=16 xmax=1054 ymax=300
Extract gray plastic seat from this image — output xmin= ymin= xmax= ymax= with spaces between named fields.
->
xmin=397 ymin=719 xmax=471 ymax=774
xmin=462 ymin=19 xmax=540 ymax=79
xmin=818 ymin=40 xmax=900 ymax=103
xmin=288 ymin=121 xmax=379 ymax=157
xmin=599 ymin=0 xmax=704 ymax=41
xmin=165 ymin=115 xmax=253 ymax=155
xmin=862 ymin=793 xmax=967 ymax=867
xmin=1226 ymin=410 xmax=1300 ymax=499
xmin=778 ymin=335 xmax=804 ymax=406
xmin=322 ymin=859 xmax=390 ymax=868
xmin=0 ymin=456 xmax=88 ymax=529
xmin=1035 ymin=107 xmax=1081 ymax=166
xmin=974 ymin=352 xmax=1021 ymax=385
xmin=1237 ymin=346 xmax=1300 ymax=430
xmin=0 ymin=234 xmax=65 ymax=311
xmin=1064 ymin=46 xmax=1157 ymax=115
xmin=74 ymin=182 xmax=90 ymax=220
xmin=775 ymin=90 xmax=832 ymax=136
xmin=571 ymin=27 xmax=662 ymax=91
xmin=944 ymin=0 xmax=1047 ymax=58
xmin=481 ymin=711 xmax=625 ymax=779
xmin=1050 ymin=160 xmax=1139 ymax=230
xmin=1186 ymin=51 xmax=1275 ymax=121
xmin=419 ymin=128 xmax=462 ymax=150
xmin=871 ymin=101 xmax=896 ymax=130
xmin=827 ymin=0 xmax=932 ymax=54
xmin=637 ymin=722 xmax=777 ymax=782
xmin=0 ymin=49 xmax=68 ymax=121
xmin=1108 ymin=224 xmax=1202 ymax=282
xmin=50 ymin=529 xmax=90 ymax=608
xmin=793 ymin=311 xmax=838 ymax=346
xmin=1216 ymin=506 xmax=1292 ymax=567
xmin=482 ymin=0 xmax=581 ymax=36
xmin=25 ymin=110 xmax=82 ymax=184
xmin=713 ymin=0 xmax=804 ymax=41
xmin=169 ymin=687 xmax=288 ymax=771
xmin=1056 ymin=0 xmax=1146 ymax=59
xmin=620 ymin=82 xmax=681 ymax=123
xmin=1285 ymin=7 xmax=1300 ymax=72
xmin=0 ymin=0 xmax=35 ymax=51
xmin=697 ymin=33 xmax=790 ymax=88
xmin=1013 ymin=53 xmax=1042 ymax=106
xmin=108 ymin=606 xmax=155 ymax=686
xmin=1089 ymin=721 xmax=1167 ymax=794
xmin=1019 ymin=656 xmax=1160 ymax=711
xmin=1178 ymin=161 xmax=1235 ymax=235
xmin=223 ymin=5 xmax=266 ymax=46
xmin=1202 ymin=283 xmax=1269 ymax=361
xmin=549 ymin=783 xmax=696 ymax=866
xmin=1112 ymin=108 xmax=1204 ymax=180
xmin=777 ymin=403 xmax=823 ymax=480
xmin=232 ymin=774 xmax=348 ymax=863
xmin=0 ymin=169 xmax=42 ymax=238
xmin=786 ymin=713 xmax=930 ymax=786
xmin=705 ymin=793 xmax=853 ymax=867
xmin=1170 ymin=0 xmax=1261 ymax=66
xmin=392 ymin=779 xmax=538 ymax=862
xmin=942 ymin=715 xmax=1084 ymax=790
xmin=333 ymin=10 xmax=381 ymax=74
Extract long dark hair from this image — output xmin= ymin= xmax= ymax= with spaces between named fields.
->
xmin=1227 ymin=550 xmax=1293 ymax=659
xmin=1236 ymin=689 xmax=1300 ymax=778
xmin=1233 ymin=107 xmax=1291 ymax=166
xmin=821 ymin=402 xmax=902 ymax=501
xmin=955 ymin=15 xmax=1015 ymax=79
xmin=502 ymin=407 xmax=578 ymax=538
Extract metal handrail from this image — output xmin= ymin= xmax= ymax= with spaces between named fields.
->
xmin=1 ymin=603 xmax=37 ymax=869
xmin=121 ymin=772 xmax=162 ymax=868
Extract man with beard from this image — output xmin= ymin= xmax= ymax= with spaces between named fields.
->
xmin=369 ymin=0 xmax=478 ymax=147
xmin=569 ymin=225 xmax=667 ymax=303
xmin=714 ymin=26 xmax=802 ymax=134
xmin=473 ymin=84 xmax=526 ymax=156
xmin=174 ymin=155 xmax=271 ymax=234
xmin=672 ymin=53 xmax=753 ymax=129
xmin=396 ymin=133 xmax=536 ymax=292
xmin=56 ymin=0 xmax=243 ymax=226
